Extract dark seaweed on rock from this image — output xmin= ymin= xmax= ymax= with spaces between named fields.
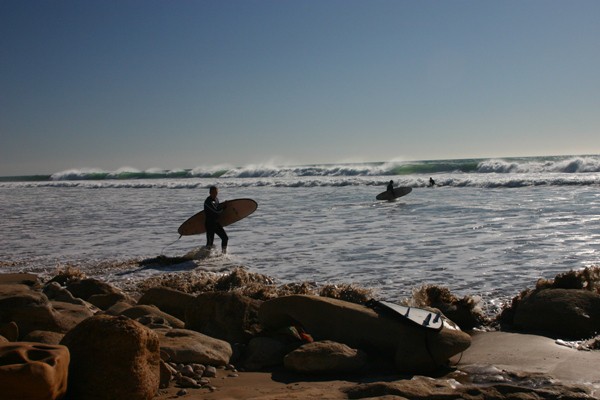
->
xmin=409 ymin=285 xmax=489 ymax=330
xmin=135 ymin=267 xmax=373 ymax=304
xmin=535 ymin=265 xmax=600 ymax=292
xmin=319 ymin=284 xmax=374 ymax=304
xmin=46 ymin=265 xmax=87 ymax=286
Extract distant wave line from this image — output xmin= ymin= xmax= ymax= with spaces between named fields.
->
xmin=1 ymin=155 xmax=599 ymax=183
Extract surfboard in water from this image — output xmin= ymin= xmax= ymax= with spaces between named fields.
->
xmin=366 ymin=299 xmax=444 ymax=331
xmin=178 ymin=198 xmax=258 ymax=236
xmin=376 ymin=187 xmax=412 ymax=201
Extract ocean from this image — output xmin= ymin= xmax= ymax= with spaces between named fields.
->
xmin=2 ymin=155 xmax=600 ymax=312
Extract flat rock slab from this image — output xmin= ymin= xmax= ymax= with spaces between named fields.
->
xmin=456 ymin=331 xmax=600 ymax=385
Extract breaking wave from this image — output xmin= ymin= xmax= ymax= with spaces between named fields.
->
xmin=1 ymin=155 xmax=599 ymax=189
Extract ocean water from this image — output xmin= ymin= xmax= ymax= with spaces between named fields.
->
xmin=1 ymin=155 xmax=600 ymax=310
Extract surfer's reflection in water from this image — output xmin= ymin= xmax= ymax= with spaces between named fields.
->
xmin=204 ymin=186 xmax=228 ymax=254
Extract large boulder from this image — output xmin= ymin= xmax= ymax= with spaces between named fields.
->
xmin=60 ymin=314 xmax=160 ymax=400
xmin=185 ymin=291 xmax=262 ymax=344
xmin=0 ymin=273 xmax=40 ymax=288
xmin=284 ymin=340 xmax=367 ymax=374
xmin=259 ymin=295 xmax=471 ymax=373
xmin=153 ymin=328 xmax=232 ymax=366
xmin=65 ymin=278 xmax=134 ymax=310
xmin=138 ymin=287 xmax=195 ymax=321
xmin=43 ymin=282 xmax=86 ymax=306
xmin=65 ymin=278 xmax=121 ymax=300
xmin=50 ymin=300 xmax=95 ymax=329
xmin=513 ymin=288 xmax=600 ymax=340
xmin=0 ymin=342 xmax=69 ymax=400
xmin=0 ymin=284 xmax=92 ymax=337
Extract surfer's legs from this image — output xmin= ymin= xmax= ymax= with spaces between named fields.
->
xmin=214 ymin=224 xmax=228 ymax=253
xmin=205 ymin=225 xmax=215 ymax=247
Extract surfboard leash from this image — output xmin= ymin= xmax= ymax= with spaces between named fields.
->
xmin=160 ymin=235 xmax=182 ymax=256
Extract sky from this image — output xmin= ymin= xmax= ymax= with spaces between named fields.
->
xmin=1 ymin=0 xmax=599 ymax=176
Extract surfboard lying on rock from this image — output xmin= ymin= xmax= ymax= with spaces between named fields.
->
xmin=365 ymin=299 xmax=444 ymax=331
xmin=376 ymin=187 xmax=412 ymax=201
xmin=259 ymin=295 xmax=471 ymax=374
xmin=178 ymin=198 xmax=257 ymax=236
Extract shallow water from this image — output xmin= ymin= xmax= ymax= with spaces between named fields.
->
xmin=2 ymin=179 xmax=599 ymax=308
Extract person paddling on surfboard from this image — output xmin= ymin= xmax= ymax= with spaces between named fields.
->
xmin=204 ymin=186 xmax=228 ymax=254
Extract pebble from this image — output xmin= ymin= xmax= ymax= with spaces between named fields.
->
xmin=178 ymin=376 xmax=201 ymax=388
xmin=181 ymin=365 xmax=195 ymax=377
xmin=204 ymin=365 xmax=217 ymax=377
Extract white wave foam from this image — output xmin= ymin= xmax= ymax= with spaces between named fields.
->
xmin=50 ymin=168 xmax=107 ymax=180
xmin=4 ymin=172 xmax=600 ymax=190
xmin=477 ymin=156 xmax=600 ymax=174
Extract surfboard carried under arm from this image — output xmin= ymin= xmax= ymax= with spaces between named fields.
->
xmin=376 ymin=187 xmax=412 ymax=201
xmin=178 ymin=198 xmax=258 ymax=236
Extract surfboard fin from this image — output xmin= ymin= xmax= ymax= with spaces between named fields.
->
xmin=422 ymin=313 xmax=432 ymax=326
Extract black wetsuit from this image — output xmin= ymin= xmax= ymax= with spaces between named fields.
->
xmin=204 ymin=196 xmax=228 ymax=249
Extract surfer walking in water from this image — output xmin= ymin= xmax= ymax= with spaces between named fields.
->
xmin=204 ymin=186 xmax=228 ymax=254
xmin=428 ymin=177 xmax=436 ymax=187
xmin=387 ymin=180 xmax=394 ymax=194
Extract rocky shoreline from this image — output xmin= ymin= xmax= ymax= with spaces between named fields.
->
xmin=1 ymin=264 xmax=599 ymax=399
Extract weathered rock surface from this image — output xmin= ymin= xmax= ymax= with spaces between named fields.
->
xmin=512 ymin=289 xmax=600 ymax=339
xmin=0 ymin=273 xmax=40 ymax=288
xmin=120 ymin=304 xmax=185 ymax=329
xmin=103 ymin=300 xmax=133 ymax=315
xmin=185 ymin=291 xmax=262 ymax=344
xmin=259 ymin=295 xmax=471 ymax=373
xmin=65 ymin=278 xmax=121 ymax=300
xmin=343 ymin=374 xmax=594 ymax=399
xmin=284 ymin=340 xmax=368 ymax=373
xmin=60 ymin=314 xmax=160 ymax=400
xmin=154 ymin=327 xmax=232 ymax=366
xmin=63 ymin=278 xmax=135 ymax=310
xmin=43 ymin=281 xmax=86 ymax=305
xmin=22 ymin=330 xmax=64 ymax=345
xmin=0 ymin=321 xmax=19 ymax=341
xmin=138 ymin=287 xmax=195 ymax=321
xmin=0 ymin=342 xmax=69 ymax=400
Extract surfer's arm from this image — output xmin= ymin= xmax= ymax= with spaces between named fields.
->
xmin=204 ymin=199 xmax=223 ymax=215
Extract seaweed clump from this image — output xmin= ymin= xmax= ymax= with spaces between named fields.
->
xmin=535 ymin=266 xmax=600 ymax=292
xmin=46 ymin=264 xmax=87 ymax=286
xmin=135 ymin=267 xmax=275 ymax=298
xmin=135 ymin=267 xmax=373 ymax=304
xmin=319 ymin=283 xmax=374 ymax=304
xmin=409 ymin=284 xmax=488 ymax=330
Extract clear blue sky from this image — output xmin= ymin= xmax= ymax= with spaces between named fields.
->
xmin=1 ymin=0 xmax=599 ymax=176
